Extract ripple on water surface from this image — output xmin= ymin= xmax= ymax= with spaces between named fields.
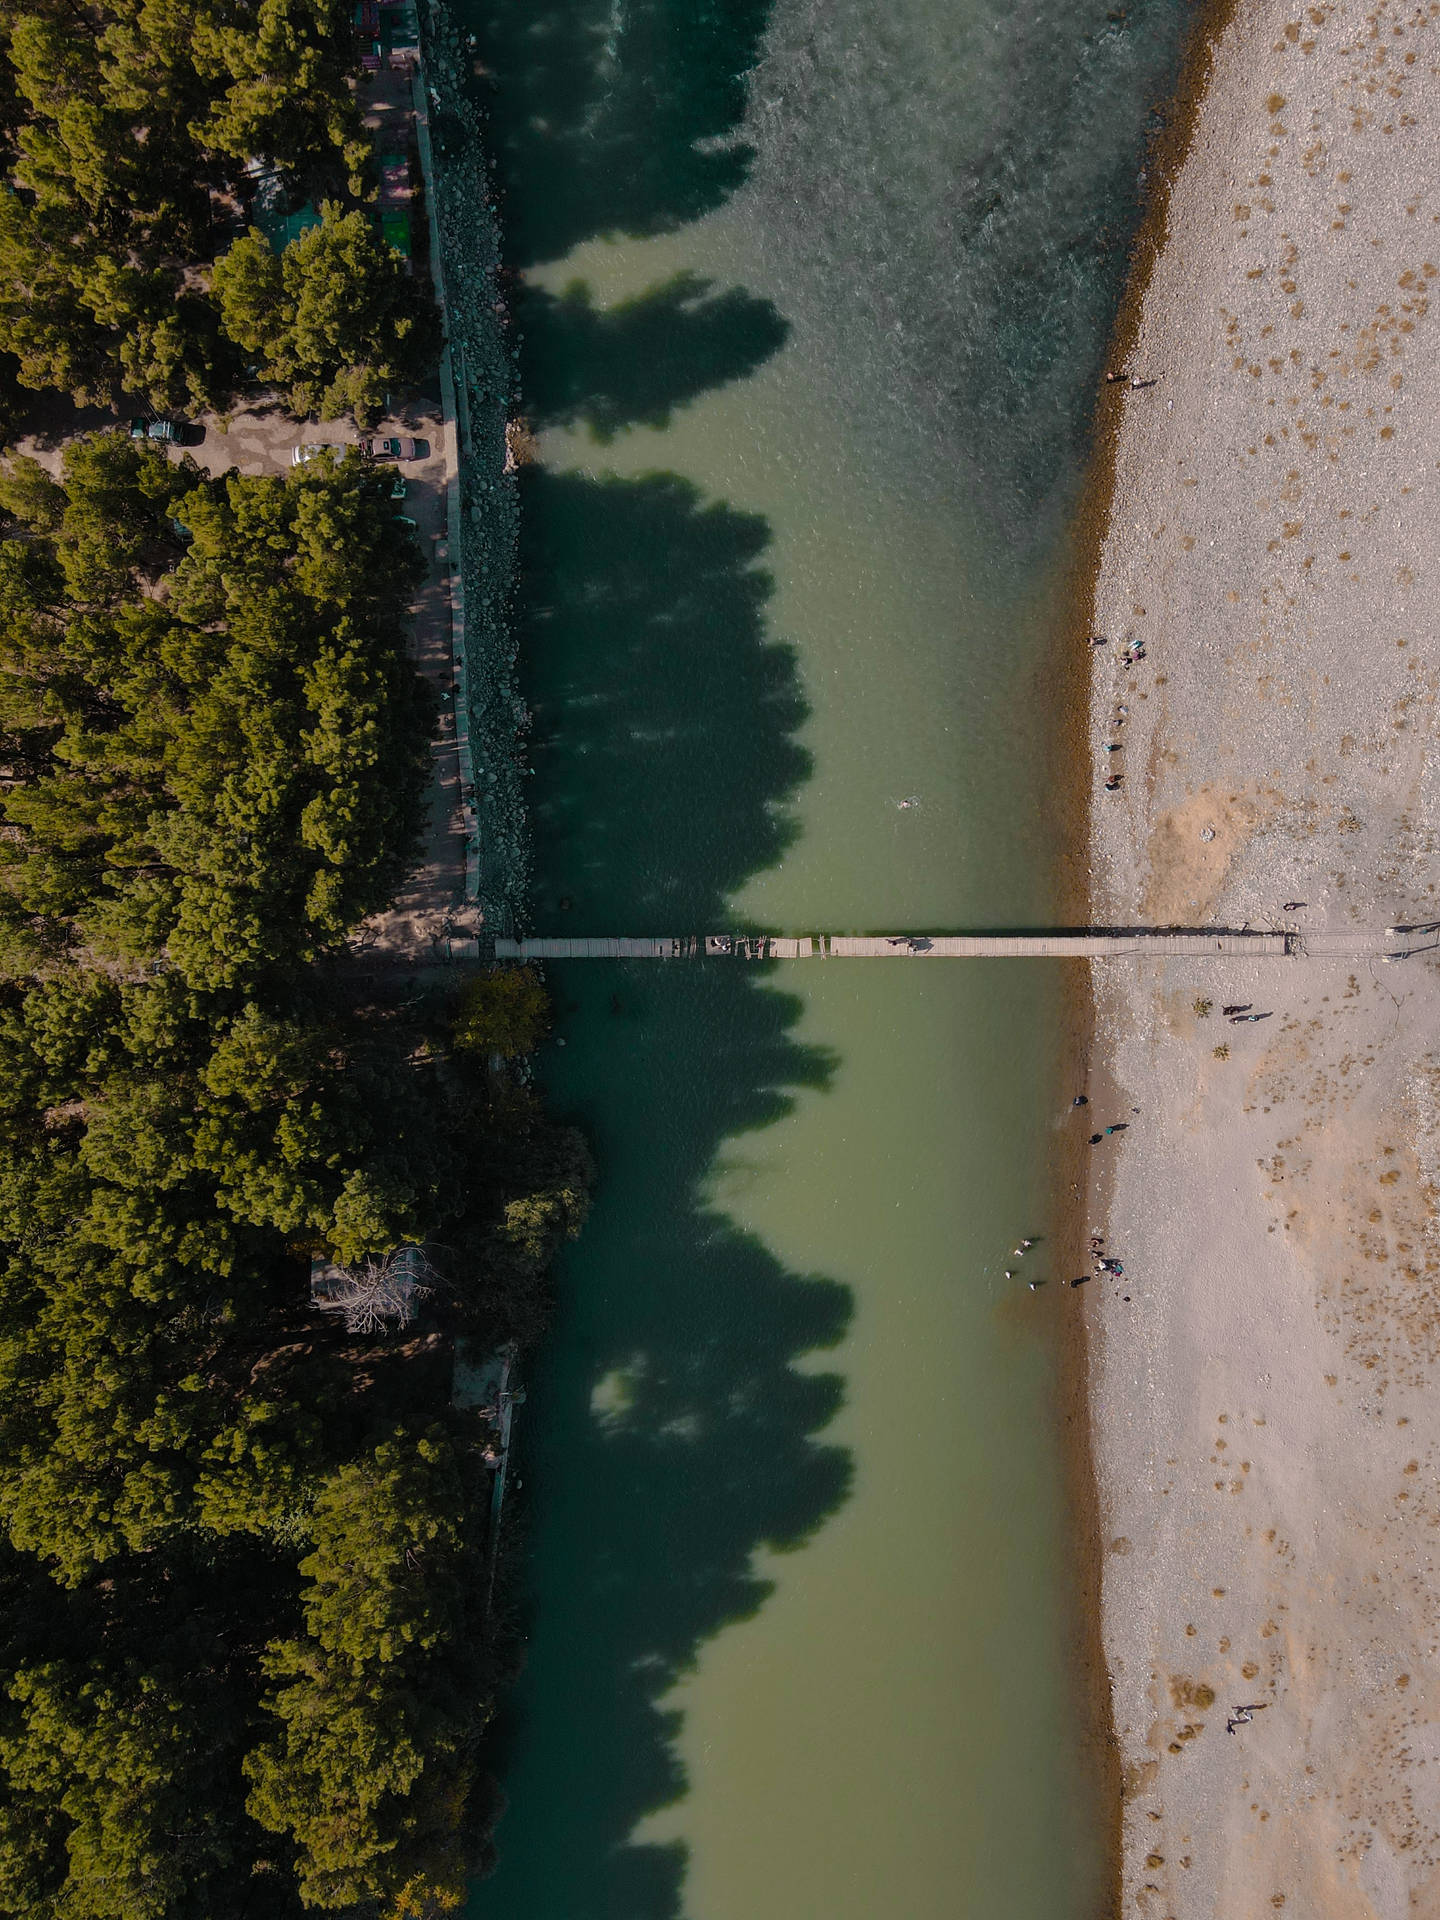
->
xmin=460 ymin=0 xmax=1192 ymax=1915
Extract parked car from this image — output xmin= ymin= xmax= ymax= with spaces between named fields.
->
xmin=130 ymin=417 xmax=184 ymax=444
xmin=362 ymin=435 xmax=421 ymax=461
xmin=290 ymin=443 xmax=338 ymax=466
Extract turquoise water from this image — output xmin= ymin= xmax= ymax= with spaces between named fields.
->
xmin=459 ymin=0 xmax=1191 ymax=1914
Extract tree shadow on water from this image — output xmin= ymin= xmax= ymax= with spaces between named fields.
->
xmin=474 ymin=964 xmax=850 ymax=1920
xmin=469 ymin=468 xmax=849 ymax=1919
xmin=520 ymin=273 xmax=790 ymax=443
xmin=519 ymin=467 xmax=810 ymax=931
xmin=466 ymin=0 xmax=775 ymax=266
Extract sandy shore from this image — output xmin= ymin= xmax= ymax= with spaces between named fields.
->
xmin=1084 ymin=1 xmax=1440 ymax=1912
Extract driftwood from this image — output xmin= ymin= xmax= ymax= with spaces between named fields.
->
xmin=312 ymin=1245 xmax=442 ymax=1335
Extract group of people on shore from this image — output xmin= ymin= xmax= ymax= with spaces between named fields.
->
xmin=1087 ymin=1232 xmax=1129 ymax=1298
xmin=1001 ymin=1227 xmax=1131 ymax=1298
xmin=1080 ymin=679 xmax=1132 ymax=789
xmin=997 ymin=1088 xmax=1143 ymax=1295
xmin=1089 ymin=597 xmax=1147 ymax=794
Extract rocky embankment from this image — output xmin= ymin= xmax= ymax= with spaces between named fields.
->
xmin=421 ymin=0 xmax=529 ymax=940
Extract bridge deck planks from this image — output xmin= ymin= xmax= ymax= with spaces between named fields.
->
xmin=493 ymin=931 xmax=1316 ymax=960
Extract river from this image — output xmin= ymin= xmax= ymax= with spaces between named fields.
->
xmin=459 ymin=1 xmax=1191 ymax=1915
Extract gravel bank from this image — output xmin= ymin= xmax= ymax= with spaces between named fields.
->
xmin=1085 ymin=2 xmax=1440 ymax=1912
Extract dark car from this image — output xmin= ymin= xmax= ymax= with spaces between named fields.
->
xmin=130 ymin=417 xmax=185 ymax=444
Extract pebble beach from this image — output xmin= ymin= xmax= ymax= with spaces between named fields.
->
xmin=1086 ymin=1 xmax=1440 ymax=1912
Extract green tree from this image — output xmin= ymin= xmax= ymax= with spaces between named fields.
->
xmin=452 ymin=966 xmax=550 ymax=1060
xmin=0 ymin=1657 xmax=236 ymax=1919
xmin=0 ymin=457 xmax=65 ymax=535
xmin=245 ymin=1432 xmax=475 ymax=1915
xmin=55 ymin=431 xmax=191 ymax=604
xmin=0 ymin=0 xmax=377 ymax=411
xmin=213 ymin=204 xmax=441 ymax=425
xmin=473 ymin=1118 xmax=593 ymax=1335
xmin=0 ymin=443 xmax=431 ymax=988
xmin=190 ymin=0 xmax=370 ymax=188
xmin=0 ymin=8 xmax=586 ymax=1911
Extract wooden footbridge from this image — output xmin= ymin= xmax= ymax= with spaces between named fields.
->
xmin=489 ymin=926 xmax=1440 ymax=961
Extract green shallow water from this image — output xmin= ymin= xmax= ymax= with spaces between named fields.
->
xmin=459 ymin=0 xmax=1192 ymax=1913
